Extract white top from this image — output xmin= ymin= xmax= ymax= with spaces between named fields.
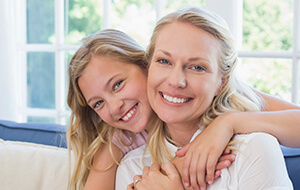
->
xmin=115 ymin=131 xmax=293 ymax=190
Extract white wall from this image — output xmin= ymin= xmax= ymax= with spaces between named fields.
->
xmin=205 ymin=0 xmax=243 ymax=48
xmin=0 ymin=0 xmax=18 ymax=121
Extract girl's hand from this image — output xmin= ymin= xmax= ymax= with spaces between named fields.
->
xmin=175 ymin=113 xmax=236 ymax=190
xmin=128 ymin=163 xmax=185 ymax=190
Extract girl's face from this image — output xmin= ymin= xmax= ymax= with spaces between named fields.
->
xmin=147 ymin=21 xmax=223 ymax=128
xmin=78 ymin=55 xmax=153 ymax=133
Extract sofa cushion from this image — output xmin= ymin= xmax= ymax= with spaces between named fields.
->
xmin=0 ymin=138 xmax=71 ymax=190
xmin=0 ymin=120 xmax=67 ymax=148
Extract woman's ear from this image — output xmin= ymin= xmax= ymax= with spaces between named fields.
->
xmin=215 ymin=76 xmax=228 ymax=96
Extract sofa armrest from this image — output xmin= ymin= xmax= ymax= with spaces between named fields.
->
xmin=0 ymin=139 xmax=71 ymax=190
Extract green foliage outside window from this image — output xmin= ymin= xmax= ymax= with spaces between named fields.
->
xmin=242 ymin=0 xmax=293 ymax=101
xmin=66 ymin=0 xmax=102 ymax=44
xmin=243 ymin=0 xmax=292 ymax=51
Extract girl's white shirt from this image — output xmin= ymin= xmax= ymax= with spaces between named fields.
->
xmin=115 ymin=131 xmax=293 ymax=190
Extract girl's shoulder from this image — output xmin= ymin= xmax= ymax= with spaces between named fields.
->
xmin=112 ymin=130 xmax=148 ymax=155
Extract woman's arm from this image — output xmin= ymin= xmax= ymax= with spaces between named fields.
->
xmin=84 ymin=143 xmax=123 ymax=190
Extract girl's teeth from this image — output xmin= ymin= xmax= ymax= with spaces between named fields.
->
xmin=122 ymin=107 xmax=136 ymax=121
xmin=163 ymin=94 xmax=188 ymax=103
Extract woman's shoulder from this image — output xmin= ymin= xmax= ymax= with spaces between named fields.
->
xmin=233 ymin=132 xmax=278 ymax=146
xmin=231 ymin=132 xmax=284 ymax=164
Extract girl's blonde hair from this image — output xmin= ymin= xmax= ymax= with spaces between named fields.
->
xmin=67 ymin=29 xmax=147 ymax=190
xmin=145 ymin=7 xmax=266 ymax=164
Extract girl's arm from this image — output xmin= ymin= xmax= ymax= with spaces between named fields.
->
xmin=84 ymin=143 xmax=123 ymax=190
xmin=233 ymin=89 xmax=300 ymax=146
xmin=127 ymin=163 xmax=187 ymax=190
xmin=176 ymin=91 xmax=300 ymax=190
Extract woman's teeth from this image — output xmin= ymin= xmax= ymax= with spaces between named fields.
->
xmin=122 ymin=107 xmax=136 ymax=121
xmin=162 ymin=94 xmax=189 ymax=104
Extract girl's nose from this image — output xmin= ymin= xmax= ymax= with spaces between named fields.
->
xmin=109 ymin=97 xmax=124 ymax=116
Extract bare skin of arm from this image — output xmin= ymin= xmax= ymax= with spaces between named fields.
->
xmin=175 ymin=90 xmax=300 ymax=189
xmin=232 ymin=89 xmax=300 ymax=146
xmin=84 ymin=143 xmax=123 ymax=190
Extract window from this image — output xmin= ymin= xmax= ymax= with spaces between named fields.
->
xmin=11 ymin=0 xmax=205 ymax=124
xmin=238 ymin=0 xmax=299 ymax=103
xmin=3 ymin=0 xmax=299 ymax=124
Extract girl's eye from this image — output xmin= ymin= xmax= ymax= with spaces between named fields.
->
xmin=192 ymin=65 xmax=206 ymax=72
xmin=113 ymin=80 xmax=123 ymax=91
xmin=157 ymin=59 xmax=170 ymax=65
xmin=93 ymin=100 xmax=104 ymax=109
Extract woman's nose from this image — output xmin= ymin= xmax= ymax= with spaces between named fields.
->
xmin=167 ymin=67 xmax=187 ymax=88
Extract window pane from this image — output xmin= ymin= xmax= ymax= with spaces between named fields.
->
xmin=27 ymin=0 xmax=55 ymax=44
xmin=111 ymin=0 xmax=156 ymax=47
xmin=243 ymin=0 xmax=293 ymax=51
xmin=27 ymin=116 xmax=56 ymax=123
xmin=164 ymin=0 xmax=205 ymax=14
xmin=27 ymin=52 xmax=55 ymax=109
xmin=65 ymin=0 xmax=103 ymax=45
xmin=237 ymin=58 xmax=292 ymax=101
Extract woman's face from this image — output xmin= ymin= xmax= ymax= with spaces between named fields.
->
xmin=147 ymin=21 xmax=223 ymax=127
xmin=78 ymin=55 xmax=153 ymax=133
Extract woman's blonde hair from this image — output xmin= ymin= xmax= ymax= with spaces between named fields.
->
xmin=145 ymin=7 xmax=266 ymax=164
xmin=67 ymin=29 xmax=147 ymax=190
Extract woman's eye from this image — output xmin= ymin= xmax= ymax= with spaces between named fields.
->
xmin=157 ymin=59 xmax=170 ymax=65
xmin=192 ymin=65 xmax=205 ymax=72
xmin=93 ymin=100 xmax=104 ymax=109
xmin=113 ymin=80 xmax=123 ymax=91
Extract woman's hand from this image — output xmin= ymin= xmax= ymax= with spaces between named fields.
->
xmin=127 ymin=162 xmax=185 ymax=190
xmin=175 ymin=113 xmax=236 ymax=190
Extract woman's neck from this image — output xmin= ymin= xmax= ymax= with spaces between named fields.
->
xmin=166 ymin=122 xmax=199 ymax=147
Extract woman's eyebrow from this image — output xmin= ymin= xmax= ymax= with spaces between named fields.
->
xmin=188 ymin=57 xmax=210 ymax=62
xmin=154 ymin=49 xmax=172 ymax=57
xmin=155 ymin=49 xmax=210 ymax=63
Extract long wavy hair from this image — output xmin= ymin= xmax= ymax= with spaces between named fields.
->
xmin=145 ymin=7 xmax=266 ymax=164
xmin=67 ymin=29 xmax=147 ymax=190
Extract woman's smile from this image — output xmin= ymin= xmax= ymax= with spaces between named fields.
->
xmin=160 ymin=92 xmax=192 ymax=104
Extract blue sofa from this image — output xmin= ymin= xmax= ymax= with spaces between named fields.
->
xmin=0 ymin=119 xmax=299 ymax=189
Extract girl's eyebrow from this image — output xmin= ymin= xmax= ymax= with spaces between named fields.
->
xmin=87 ymin=96 xmax=100 ymax=105
xmin=86 ymin=73 xmax=121 ymax=105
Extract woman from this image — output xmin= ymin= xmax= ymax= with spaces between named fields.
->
xmin=116 ymin=7 xmax=296 ymax=190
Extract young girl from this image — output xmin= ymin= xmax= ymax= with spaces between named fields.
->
xmin=67 ymin=29 xmax=300 ymax=190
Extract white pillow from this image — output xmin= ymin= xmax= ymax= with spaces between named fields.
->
xmin=0 ymin=138 xmax=72 ymax=190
